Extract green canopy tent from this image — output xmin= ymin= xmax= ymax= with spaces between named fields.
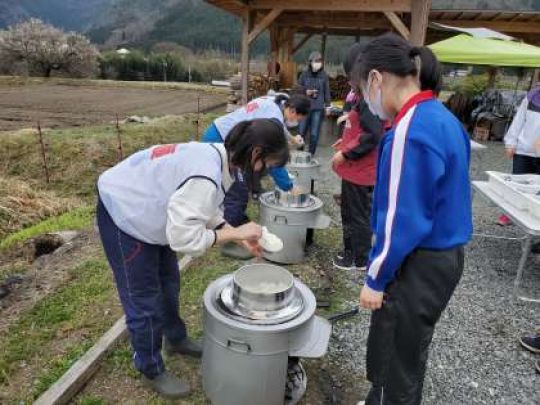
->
xmin=429 ymin=34 xmax=540 ymax=68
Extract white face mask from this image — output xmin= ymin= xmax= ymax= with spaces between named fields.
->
xmin=285 ymin=120 xmax=299 ymax=128
xmin=364 ymin=71 xmax=390 ymax=121
xmin=311 ymin=62 xmax=322 ymax=72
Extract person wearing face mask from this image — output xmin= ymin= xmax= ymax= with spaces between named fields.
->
xmin=331 ymin=43 xmax=384 ymax=272
xmin=96 ymin=119 xmax=289 ymax=399
xmin=298 ymin=51 xmax=331 ymax=155
xmin=201 ymin=94 xmax=310 ymax=257
xmin=351 ymin=33 xmax=472 ymax=405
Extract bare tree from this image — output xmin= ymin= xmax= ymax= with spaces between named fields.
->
xmin=0 ymin=19 xmax=99 ymax=78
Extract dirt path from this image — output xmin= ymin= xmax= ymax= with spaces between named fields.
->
xmin=0 ymin=82 xmax=226 ymax=131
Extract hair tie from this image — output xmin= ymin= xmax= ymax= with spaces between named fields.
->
xmin=409 ymin=47 xmax=421 ymax=58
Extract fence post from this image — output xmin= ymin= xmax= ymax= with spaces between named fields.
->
xmin=115 ymin=114 xmax=124 ymax=162
xmin=196 ymin=93 xmax=201 ymax=140
xmin=36 ymin=121 xmax=50 ymax=183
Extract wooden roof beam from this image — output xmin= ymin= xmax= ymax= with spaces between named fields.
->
xmin=292 ymin=33 xmax=314 ymax=54
xmin=249 ymin=0 xmax=411 ymax=13
xmin=276 ymin=13 xmax=389 ymax=28
xmin=248 ymin=8 xmax=283 ymax=44
xmin=384 ymin=11 xmax=410 ymax=39
xmin=296 ymin=27 xmax=385 ymax=36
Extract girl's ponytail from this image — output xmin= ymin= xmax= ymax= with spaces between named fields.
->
xmin=410 ymin=46 xmax=442 ymax=94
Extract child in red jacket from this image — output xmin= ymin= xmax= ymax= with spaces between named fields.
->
xmin=331 ymin=43 xmax=384 ymax=270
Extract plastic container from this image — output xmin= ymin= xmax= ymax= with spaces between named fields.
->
xmin=486 ymin=171 xmax=540 ymax=210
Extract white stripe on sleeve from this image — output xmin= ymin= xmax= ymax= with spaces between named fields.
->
xmin=368 ymin=106 xmax=417 ymax=280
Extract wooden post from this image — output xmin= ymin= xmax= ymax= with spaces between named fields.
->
xmin=321 ymin=32 xmax=327 ymax=62
xmin=196 ymin=93 xmax=201 ymax=140
xmin=487 ymin=66 xmax=498 ymax=89
xmin=410 ymin=0 xmax=431 ymax=46
xmin=37 ymin=121 xmax=50 ymax=183
xmin=241 ymin=10 xmax=254 ymax=104
xmin=115 ymin=114 xmax=124 ymax=162
xmin=270 ymin=26 xmax=279 ymax=77
xmin=285 ymin=28 xmax=295 ymax=62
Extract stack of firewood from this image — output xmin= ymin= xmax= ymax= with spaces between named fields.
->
xmin=226 ymin=73 xmax=273 ymax=111
xmin=329 ymin=75 xmax=350 ymax=101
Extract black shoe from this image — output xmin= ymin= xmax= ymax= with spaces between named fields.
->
xmin=531 ymin=243 xmax=540 ymax=254
xmin=142 ymin=371 xmax=190 ymax=399
xmin=519 ymin=334 xmax=540 ymax=354
xmin=332 ymin=253 xmax=356 ymax=271
xmin=164 ymin=337 xmax=203 ymax=359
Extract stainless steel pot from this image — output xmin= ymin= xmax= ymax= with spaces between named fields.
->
xmin=287 ymin=152 xmax=321 ymax=192
xmin=289 ymin=151 xmax=312 ymax=165
xmin=232 ymin=264 xmax=294 ymax=312
xmin=202 ymin=273 xmax=331 ymax=405
xmin=259 ymin=192 xmax=331 ymax=264
xmin=273 ymin=188 xmax=311 ymax=208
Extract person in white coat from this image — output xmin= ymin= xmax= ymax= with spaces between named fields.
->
xmin=96 ymin=119 xmax=289 ymax=399
xmin=498 ymin=85 xmax=540 ymax=226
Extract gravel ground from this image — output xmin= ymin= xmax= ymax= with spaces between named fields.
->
xmin=313 ymin=141 xmax=540 ymax=404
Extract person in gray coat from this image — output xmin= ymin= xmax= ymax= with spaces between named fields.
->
xmin=298 ymin=51 xmax=331 ymax=155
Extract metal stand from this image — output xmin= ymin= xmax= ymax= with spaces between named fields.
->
xmin=514 ymin=235 xmax=538 ymax=303
xmin=472 ymin=181 xmax=540 ymax=303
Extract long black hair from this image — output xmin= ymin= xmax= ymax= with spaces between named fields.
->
xmin=274 ymin=94 xmax=311 ymax=116
xmin=224 ymin=118 xmax=289 ymax=172
xmin=351 ymin=33 xmax=442 ymax=94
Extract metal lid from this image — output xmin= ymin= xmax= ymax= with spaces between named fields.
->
xmin=288 ymin=151 xmax=320 ymax=169
xmin=205 ymin=274 xmax=316 ymax=331
xmin=218 ymin=264 xmax=304 ymax=325
xmin=290 ymin=151 xmax=312 ymax=165
xmin=261 ymin=191 xmax=317 ymax=209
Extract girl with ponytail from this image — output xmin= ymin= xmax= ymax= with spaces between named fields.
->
xmin=351 ymin=33 xmax=472 ymax=404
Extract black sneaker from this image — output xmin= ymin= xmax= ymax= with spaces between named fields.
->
xmin=333 ymin=253 xmax=356 ymax=270
xmin=519 ymin=334 xmax=540 ymax=354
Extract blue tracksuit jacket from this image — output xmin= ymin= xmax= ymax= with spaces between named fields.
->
xmin=366 ymin=91 xmax=473 ymax=292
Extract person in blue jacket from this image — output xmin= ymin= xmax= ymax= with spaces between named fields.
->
xmin=202 ymin=93 xmax=310 ymax=230
xmin=298 ymin=51 xmax=332 ymax=155
xmin=351 ymin=33 xmax=473 ymax=404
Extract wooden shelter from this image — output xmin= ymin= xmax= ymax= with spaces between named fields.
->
xmin=205 ymin=1 xmax=540 ymax=103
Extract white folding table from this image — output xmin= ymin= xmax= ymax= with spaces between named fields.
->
xmin=473 ymin=181 xmax=540 ymax=303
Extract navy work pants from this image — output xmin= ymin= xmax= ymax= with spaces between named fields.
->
xmin=96 ymin=198 xmax=187 ymax=378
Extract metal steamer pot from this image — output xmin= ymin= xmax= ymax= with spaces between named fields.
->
xmin=202 ymin=264 xmax=331 ymax=405
xmin=259 ymin=192 xmax=330 ymax=264
xmin=287 ymin=151 xmax=321 ymax=192
xmin=273 ymin=188 xmax=311 ymax=208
